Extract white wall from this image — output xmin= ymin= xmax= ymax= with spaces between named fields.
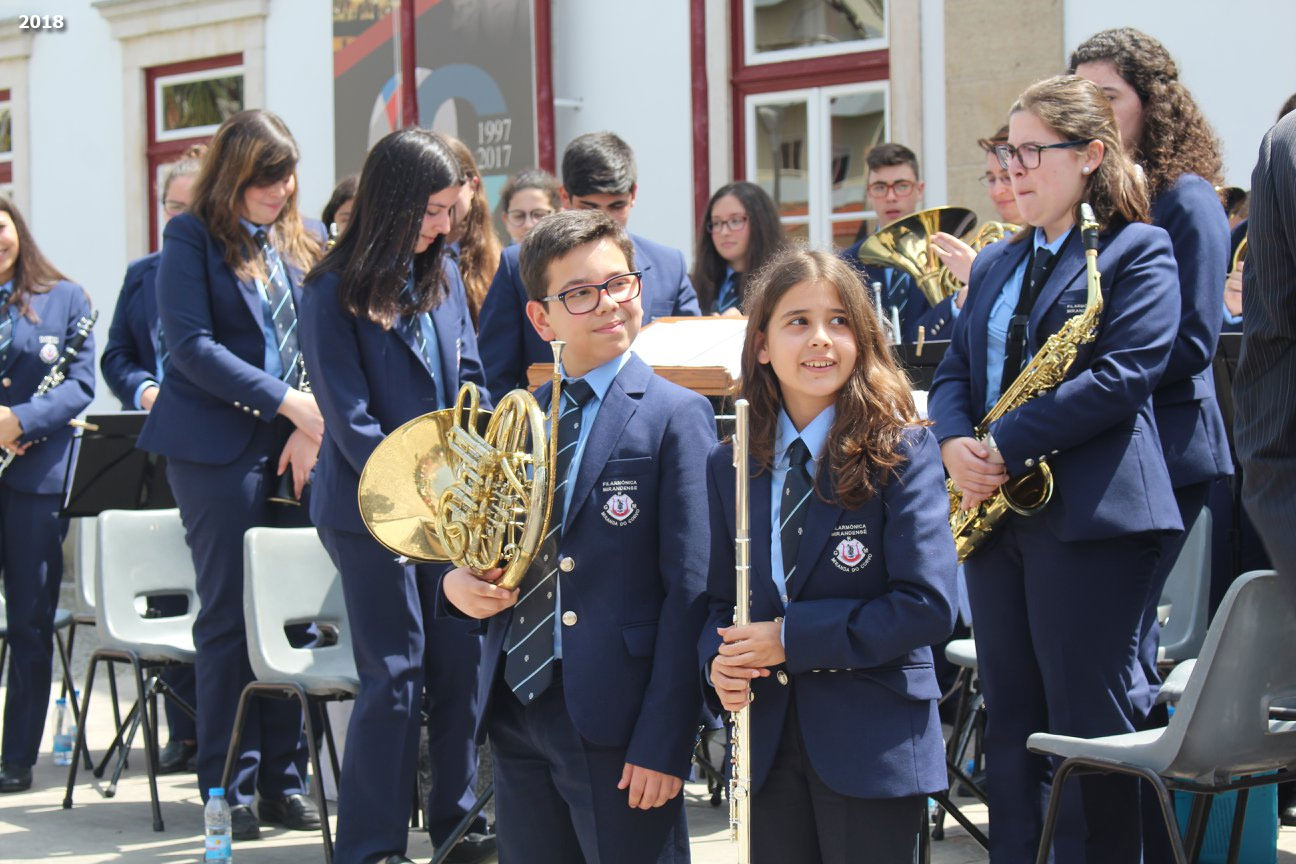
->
xmin=1064 ymin=0 xmax=1296 ymax=187
xmin=551 ymin=0 xmax=696 ymax=260
xmin=265 ymin=0 xmax=334 ymax=220
xmin=25 ymin=0 xmax=124 ymax=403
xmin=919 ymin=0 xmax=946 ymax=206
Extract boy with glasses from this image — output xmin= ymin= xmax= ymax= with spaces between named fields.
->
xmin=441 ymin=209 xmax=713 ymax=864
xmin=478 ymin=132 xmax=700 ymax=397
xmin=840 ymin=142 xmax=938 ymax=342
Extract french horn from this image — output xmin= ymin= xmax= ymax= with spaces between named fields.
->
xmin=359 ymin=342 xmax=564 ymax=590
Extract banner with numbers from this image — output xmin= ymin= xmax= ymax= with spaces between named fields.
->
xmin=332 ymin=0 xmax=537 ymax=231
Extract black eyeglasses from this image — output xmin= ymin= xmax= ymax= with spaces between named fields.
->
xmin=978 ymin=172 xmax=1012 ymax=188
xmin=504 ymin=207 xmax=554 ymax=227
xmin=866 ymin=180 xmax=916 ymax=198
xmin=706 ymin=215 xmax=749 ymax=234
xmin=540 ymin=271 xmax=643 ymax=315
xmin=994 ymin=140 xmax=1090 ymax=171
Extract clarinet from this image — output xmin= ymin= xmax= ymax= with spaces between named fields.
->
xmin=0 ymin=310 xmax=98 ymax=478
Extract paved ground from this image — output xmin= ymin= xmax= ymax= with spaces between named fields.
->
xmin=0 ymin=574 xmax=1292 ymax=862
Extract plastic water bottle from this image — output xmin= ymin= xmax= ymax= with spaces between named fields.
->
xmin=204 ymin=787 xmax=232 ymax=862
xmin=51 ymin=697 xmax=72 ymax=766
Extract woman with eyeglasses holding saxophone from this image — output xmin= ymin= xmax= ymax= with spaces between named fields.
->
xmin=927 ymin=76 xmax=1183 ymax=863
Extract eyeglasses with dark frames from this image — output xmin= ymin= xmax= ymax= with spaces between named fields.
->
xmin=539 ymin=271 xmax=643 ymax=315
xmin=706 ymin=215 xmax=749 ymax=234
xmin=994 ymin=140 xmax=1090 ymax=171
xmin=866 ymin=180 xmax=916 ymax=198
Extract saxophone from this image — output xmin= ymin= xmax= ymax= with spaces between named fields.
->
xmin=948 ymin=204 xmax=1104 ymax=562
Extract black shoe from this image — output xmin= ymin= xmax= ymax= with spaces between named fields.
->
xmin=0 ymin=763 xmax=32 ymax=793
xmin=230 ymin=804 xmax=260 ymax=841
xmin=258 ymin=793 xmax=321 ymax=831
xmin=156 ymin=740 xmax=197 ymax=775
xmin=440 ymin=831 xmax=497 ymax=864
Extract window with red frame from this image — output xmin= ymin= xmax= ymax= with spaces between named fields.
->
xmin=146 ymin=54 xmax=243 ymax=250
xmin=731 ymin=0 xmax=890 ymax=249
xmin=0 ymin=90 xmax=13 ymax=198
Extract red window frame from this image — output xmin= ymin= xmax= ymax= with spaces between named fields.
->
xmin=145 ymin=53 xmax=242 ymax=251
xmin=729 ymin=0 xmax=889 ymax=176
xmin=0 ymin=89 xmax=12 ymax=186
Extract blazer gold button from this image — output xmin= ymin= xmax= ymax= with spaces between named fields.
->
xmin=234 ymin=401 xmax=241 ymax=407
xmin=776 ymin=670 xmax=789 ymax=685
xmin=1025 ymin=457 xmax=1035 ymax=468
xmin=252 ymin=409 xmax=261 ymax=417
xmin=0 ymin=378 xmax=9 ymax=388
xmin=561 ymin=610 xmax=577 ymax=626
xmin=559 ymin=557 xmax=574 ymax=573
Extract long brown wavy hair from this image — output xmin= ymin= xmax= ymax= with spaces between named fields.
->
xmin=1007 ymin=75 xmax=1149 ymax=244
xmin=1069 ymin=28 xmax=1223 ymax=197
xmin=691 ymin=181 xmax=786 ymax=314
xmin=741 ymin=248 xmax=921 ymax=507
xmin=190 ymin=110 xmax=320 ymax=282
xmin=0 ymin=196 xmax=72 ymax=321
xmin=445 ymin=137 xmax=501 ymax=326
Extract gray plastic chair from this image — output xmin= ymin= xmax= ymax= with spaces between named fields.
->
xmin=221 ymin=527 xmax=357 ymax=864
xmin=62 ymin=508 xmax=199 ymax=832
xmin=1026 ymin=570 xmax=1296 ymax=864
xmin=1157 ymin=507 xmax=1213 ymax=664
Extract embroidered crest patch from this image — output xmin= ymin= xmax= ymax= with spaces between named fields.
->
xmin=602 ymin=492 xmax=639 ymax=525
xmin=832 ymin=538 xmax=872 ymax=572
xmin=38 ymin=342 xmax=59 ymax=364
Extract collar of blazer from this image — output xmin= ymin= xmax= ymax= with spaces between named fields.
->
xmin=1026 ymin=229 xmax=1086 ymax=346
xmin=744 ymin=452 xmax=846 ymax=606
xmin=535 ymin=352 xmax=651 ymax=528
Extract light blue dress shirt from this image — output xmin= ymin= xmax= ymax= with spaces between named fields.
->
xmin=552 ymin=349 xmax=633 ymax=658
xmin=983 ymin=227 xmax=1071 ymax=414
xmin=241 ymin=218 xmax=285 ymax=380
xmin=403 ymin=272 xmax=446 ymax=409
xmin=770 ymin=404 xmax=834 ymax=608
xmin=1223 ymin=302 xmax=1242 ymax=327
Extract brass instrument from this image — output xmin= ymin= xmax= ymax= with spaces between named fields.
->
xmin=728 ymin=398 xmax=752 ymax=863
xmin=1231 ymin=235 xmax=1248 ymax=273
xmin=947 ymin=205 xmax=1104 ymax=562
xmin=937 ymin=220 xmax=1021 ymax=298
xmin=856 ymin=206 xmax=978 ymax=308
xmin=358 ymin=341 xmax=565 ymax=590
xmin=0 ymin=311 xmax=98 ymax=478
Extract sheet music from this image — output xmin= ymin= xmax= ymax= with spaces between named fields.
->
xmin=630 ymin=318 xmax=747 ymax=378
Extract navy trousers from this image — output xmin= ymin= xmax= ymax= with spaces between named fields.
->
xmin=166 ymin=420 xmax=309 ymax=805
xmin=487 ymin=667 xmax=690 ymax=864
xmin=752 ymin=701 xmax=923 ymax=864
xmin=0 ymin=488 xmax=67 ymax=767
xmin=148 ymin=593 xmax=197 ymax=743
xmin=318 ymin=526 xmax=485 ymax=863
xmin=965 ymin=515 xmax=1160 ymax=864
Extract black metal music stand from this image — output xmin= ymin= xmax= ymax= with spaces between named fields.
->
xmin=895 ymin=338 xmax=950 ymax=391
xmin=61 ymin=412 xmax=174 ymax=518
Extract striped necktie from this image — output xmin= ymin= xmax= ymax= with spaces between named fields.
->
xmin=0 ymin=290 xmax=15 ymax=369
xmin=504 ymin=378 xmax=596 ymax=704
xmin=779 ymin=438 xmax=814 ymax=594
xmin=401 ymin=278 xmax=438 ymax=378
xmin=253 ymin=229 xmax=302 ymax=385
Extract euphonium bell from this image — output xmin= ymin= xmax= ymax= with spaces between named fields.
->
xmin=358 ymin=342 xmax=565 ymax=590
xmin=856 ymin=206 xmax=978 ymax=307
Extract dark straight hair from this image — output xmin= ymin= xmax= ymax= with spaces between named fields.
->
xmin=321 ymin=175 xmax=358 ymax=230
xmin=691 ymin=181 xmax=785 ymax=314
xmin=518 ymin=210 xmax=635 ymax=303
xmin=309 ymin=128 xmax=460 ymax=328
xmin=0 ymin=196 xmax=70 ymax=321
xmin=561 ymin=131 xmax=637 ymax=197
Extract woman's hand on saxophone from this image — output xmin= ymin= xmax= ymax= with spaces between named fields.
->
xmin=443 ymin=566 xmax=518 ymax=619
xmin=942 ymin=436 xmax=1008 ymax=509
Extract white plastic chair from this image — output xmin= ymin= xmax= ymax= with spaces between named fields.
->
xmin=221 ymin=527 xmax=357 ymax=863
xmin=1027 ymin=570 xmax=1296 ymax=864
xmin=62 ymin=508 xmax=199 ymax=832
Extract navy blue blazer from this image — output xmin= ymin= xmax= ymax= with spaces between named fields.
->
xmin=928 ymin=221 xmax=1183 ymax=541
xmin=476 ymin=233 xmax=701 ymax=397
xmin=1149 ymin=174 xmax=1233 ymax=487
xmin=0 ymin=281 xmax=96 ymax=495
xmin=299 ymin=261 xmax=489 ymax=535
xmin=101 ymin=252 xmax=159 ymax=408
xmin=451 ymin=354 xmax=714 ymax=779
xmin=138 ymin=213 xmax=324 ymax=465
xmin=699 ymin=428 xmax=956 ymax=799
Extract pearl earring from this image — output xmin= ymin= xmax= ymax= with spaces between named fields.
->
xmin=1082 ymin=166 xmax=1091 ymax=175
